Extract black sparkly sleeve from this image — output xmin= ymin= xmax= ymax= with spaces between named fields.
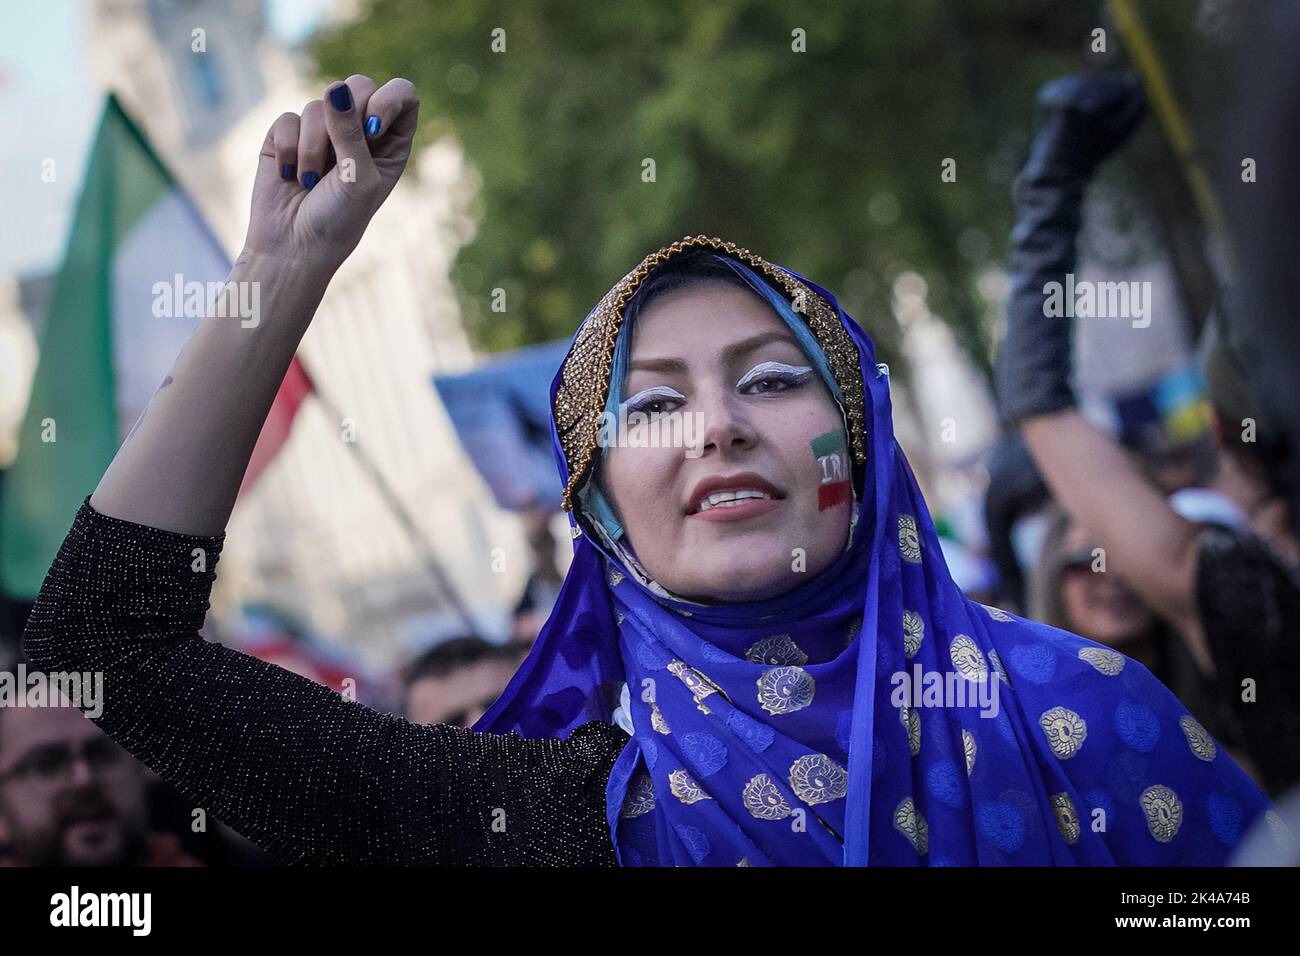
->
xmin=22 ymin=497 xmax=630 ymax=865
xmin=1195 ymin=525 xmax=1300 ymax=795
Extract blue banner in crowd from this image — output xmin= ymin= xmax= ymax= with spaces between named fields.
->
xmin=434 ymin=340 xmax=571 ymax=512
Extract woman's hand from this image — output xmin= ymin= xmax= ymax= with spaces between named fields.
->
xmin=242 ymin=74 xmax=420 ymax=279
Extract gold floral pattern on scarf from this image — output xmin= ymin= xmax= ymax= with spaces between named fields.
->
xmin=949 ymin=634 xmax=989 ymax=682
xmin=621 ymin=773 xmax=656 ymax=818
xmin=1179 ymin=715 xmax=1217 ymax=762
xmin=893 ymin=797 xmax=929 ymax=854
xmin=1051 ymin=792 xmax=1081 ymax=845
xmin=789 ymin=753 xmax=849 ymax=806
xmin=903 ymin=610 xmax=925 ymax=659
xmin=743 ymin=773 xmax=794 ymax=820
xmin=901 ymin=702 xmax=922 ymax=755
xmin=554 ymin=235 xmax=868 ymax=512
xmin=899 ymin=514 xmax=922 ymax=563
xmin=1039 ymin=706 xmax=1088 ymax=759
xmin=756 ymin=665 xmax=816 ymax=715
xmin=745 ymin=634 xmax=808 ymax=667
xmin=668 ymin=660 xmax=731 ymax=715
xmin=650 ymin=701 xmax=671 ymax=735
xmin=668 ymin=768 xmax=712 ymax=805
xmin=1141 ymin=785 xmax=1183 ymax=843
xmin=1079 ymin=646 xmax=1125 ymax=676
xmin=982 ymin=604 xmax=1014 ymax=623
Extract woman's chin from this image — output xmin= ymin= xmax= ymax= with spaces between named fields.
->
xmin=668 ymin=564 xmax=806 ymax=604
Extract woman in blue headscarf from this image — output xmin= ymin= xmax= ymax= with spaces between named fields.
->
xmin=24 ymin=78 xmax=1275 ymax=865
xmin=476 ymin=234 xmax=1273 ymax=866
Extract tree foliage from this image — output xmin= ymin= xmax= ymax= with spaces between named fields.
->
xmin=314 ymin=0 xmax=1246 ymax=372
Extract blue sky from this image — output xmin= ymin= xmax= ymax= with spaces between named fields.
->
xmin=0 ymin=0 xmax=328 ymax=278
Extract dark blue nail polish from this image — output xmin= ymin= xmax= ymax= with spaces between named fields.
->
xmin=303 ymin=170 xmax=319 ymax=190
xmin=365 ymin=115 xmax=381 ymax=137
xmin=280 ymin=163 xmax=296 ymax=181
xmin=329 ymin=84 xmax=352 ymax=112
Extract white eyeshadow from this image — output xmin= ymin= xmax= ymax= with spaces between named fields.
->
xmin=625 ymin=385 xmax=685 ymax=406
xmin=736 ymin=361 xmax=813 ymax=389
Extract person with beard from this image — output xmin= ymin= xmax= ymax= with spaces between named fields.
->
xmin=0 ymin=690 xmax=200 ymax=866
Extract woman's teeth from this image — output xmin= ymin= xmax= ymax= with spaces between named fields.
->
xmin=697 ymin=489 xmax=771 ymax=512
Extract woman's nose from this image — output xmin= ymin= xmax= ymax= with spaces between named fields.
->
xmin=693 ymin=388 xmax=758 ymax=458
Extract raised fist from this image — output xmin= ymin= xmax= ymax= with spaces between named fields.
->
xmin=242 ymin=74 xmax=420 ymax=277
xmin=1022 ymin=73 xmax=1147 ymax=184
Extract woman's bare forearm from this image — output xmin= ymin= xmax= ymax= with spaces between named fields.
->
xmin=90 ymin=252 xmax=328 ymax=535
xmin=90 ymin=73 xmax=419 ymax=535
xmin=1021 ymin=410 xmax=1213 ymax=672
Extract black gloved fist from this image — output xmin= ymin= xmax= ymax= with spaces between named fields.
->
xmin=1022 ymin=73 xmax=1147 ymax=185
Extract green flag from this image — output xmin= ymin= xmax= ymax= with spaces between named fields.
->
xmin=1 ymin=95 xmax=228 ymax=598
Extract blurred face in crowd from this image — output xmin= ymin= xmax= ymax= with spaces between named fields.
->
xmin=406 ymin=658 xmax=516 ymax=727
xmin=0 ymin=704 xmax=150 ymax=866
xmin=601 ymin=282 xmax=852 ymax=603
xmin=1059 ymin=520 xmax=1156 ymax=647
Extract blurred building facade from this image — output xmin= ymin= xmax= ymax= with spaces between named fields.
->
xmin=0 ymin=275 xmax=48 ymax=466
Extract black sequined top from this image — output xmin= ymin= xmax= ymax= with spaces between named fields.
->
xmin=22 ymin=497 xmax=631 ymax=866
xmin=1196 ymin=525 xmax=1300 ymax=796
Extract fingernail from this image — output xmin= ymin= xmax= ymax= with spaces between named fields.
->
xmin=329 ymin=84 xmax=352 ymax=112
xmin=303 ymin=171 xmax=319 ymax=190
xmin=365 ymin=115 xmax=381 ymax=137
xmin=281 ymin=163 xmax=296 ymax=181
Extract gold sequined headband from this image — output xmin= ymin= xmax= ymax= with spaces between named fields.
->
xmin=555 ymin=235 xmax=868 ymax=513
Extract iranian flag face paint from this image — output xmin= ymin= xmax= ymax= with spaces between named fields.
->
xmin=812 ymin=429 xmax=851 ymax=511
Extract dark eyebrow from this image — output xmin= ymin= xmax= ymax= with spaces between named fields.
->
xmin=627 ymin=330 xmax=801 ymax=375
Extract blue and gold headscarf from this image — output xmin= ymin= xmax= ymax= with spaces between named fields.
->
xmin=478 ymin=235 xmax=1273 ymax=866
